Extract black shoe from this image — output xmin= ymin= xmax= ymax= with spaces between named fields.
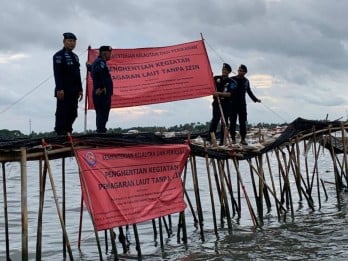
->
xmin=241 ymin=139 xmax=248 ymax=145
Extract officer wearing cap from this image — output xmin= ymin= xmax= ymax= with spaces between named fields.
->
xmin=229 ymin=64 xmax=261 ymax=145
xmin=208 ymin=63 xmax=234 ymax=145
xmin=53 ymin=32 xmax=83 ymax=135
xmin=90 ymin=45 xmax=113 ymax=133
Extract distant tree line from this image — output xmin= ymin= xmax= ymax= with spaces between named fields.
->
xmin=0 ymin=122 xmax=288 ymax=139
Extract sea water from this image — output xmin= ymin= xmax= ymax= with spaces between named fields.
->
xmin=1 ymin=151 xmax=348 ymax=260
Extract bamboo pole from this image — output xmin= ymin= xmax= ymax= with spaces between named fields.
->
xmin=309 ymin=136 xmax=321 ymax=196
xmin=68 ymin=136 xmax=103 ymax=260
xmin=295 ymin=136 xmax=303 ymax=202
xmin=159 ymin=217 xmax=164 ymax=251
xmin=20 ymin=147 xmax=28 ymax=261
xmin=276 ymin=148 xmax=294 ymax=220
xmin=232 ymin=157 xmax=258 ymax=228
xmin=2 ymin=162 xmax=10 ymax=261
xmin=320 ymin=179 xmax=329 ymax=200
xmin=42 ymin=145 xmax=74 ymax=260
xmin=236 ymin=160 xmax=242 ymax=218
xmin=177 ymin=162 xmax=188 ymax=244
xmin=189 ymin=155 xmax=205 ymax=241
xmin=312 ymin=128 xmax=321 ymax=209
xmin=118 ymin=226 xmax=128 ymax=253
xmin=265 ymin=153 xmax=281 ymax=220
xmin=104 ymin=230 xmax=108 ymax=254
xmin=204 ymin=141 xmax=218 ymax=236
xmin=217 ymin=159 xmax=232 ymax=232
xmin=62 ymin=157 xmax=66 ymax=259
xmin=181 ymin=163 xmax=188 ymax=243
xmin=328 ymin=126 xmax=341 ymax=207
xmin=109 ymin=228 xmax=118 ymax=260
xmin=291 ymin=138 xmax=315 ymax=210
xmin=36 ymin=159 xmax=47 ymax=260
xmin=168 ymin=215 xmax=172 ymax=236
xmin=77 ymin=195 xmax=84 ymax=249
xmin=161 ymin=216 xmax=171 ymax=238
xmin=211 ymin=158 xmax=227 ymax=221
xmin=224 ymin=159 xmax=240 ymax=218
xmin=257 ymin=155 xmax=272 ymax=215
xmin=340 ymin=122 xmax=348 ymax=186
xmin=247 ymin=159 xmax=259 ymax=218
xmin=247 ymin=161 xmax=287 ymax=214
xmin=303 ymin=139 xmax=310 ymax=193
xmin=152 ymin=219 xmax=158 ymax=244
xmin=133 ymin=224 xmax=142 ymax=260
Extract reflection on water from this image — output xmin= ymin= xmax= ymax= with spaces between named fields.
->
xmin=0 ymin=153 xmax=348 ymax=260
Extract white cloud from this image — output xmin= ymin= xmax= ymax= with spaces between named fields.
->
xmin=0 ymin=53 xmax=29 ymax=64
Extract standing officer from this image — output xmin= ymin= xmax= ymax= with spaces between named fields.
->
xmin=91 ymin=46 xmax=113 ymax=133
xmin=229 ymin=64 xmax=261 ymax=145
xmin=208 ymin=63 xmax=234 ymax=145
xmin=53 ymin=32 xmax=83 ymax=135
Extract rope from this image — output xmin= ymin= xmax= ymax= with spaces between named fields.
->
xmin=204 ymin=38 xmax=288 ymax=123
xmin=0 ymin=75 xmax=52 ymax=114
xmin=0 ymin=49 xmax=88 ymax=115
xmin=204 ymin=39 xmax=237 ymax=75
xmin=260 ymin=102 xmax=288 ymax=123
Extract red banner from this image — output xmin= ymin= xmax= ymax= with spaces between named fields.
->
xmin=75 ymin=144 xmax=190 ymax=230
xmin=86 ymin=40 xmax=215 ymax=109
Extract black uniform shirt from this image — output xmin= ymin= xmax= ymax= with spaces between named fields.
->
xmin=53 ymin=48 xmax=82 ymax=95
xmin=91 ymin=57 xmax=113 ymax=96
xmin=213 ymin=75 xmax=233 ymax=103
xmin=230 ymin=76 xmax=258 ymax=105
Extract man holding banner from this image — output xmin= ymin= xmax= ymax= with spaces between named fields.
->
xmin=208 ymin=63 xmax=234 ymax=145
xmin=91 ymin=46 xmax=113 ymax=133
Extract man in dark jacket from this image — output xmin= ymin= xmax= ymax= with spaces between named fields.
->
xmin=53 ymin=32 xmax=83 ymax=135
xmin=230 ymin=64 xmax=261 ymax=145
xmin=208 ymin=63 xmax=234 ymax=145
xmin=91 ymin=46 xmax=113 ymax=133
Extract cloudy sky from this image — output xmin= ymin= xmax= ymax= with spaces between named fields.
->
xmin=1 ymin=0 xmax=348 ymax=134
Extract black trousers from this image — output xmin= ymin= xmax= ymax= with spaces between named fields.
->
xmin=208 ymin=101 xmax=231 ymax=143
xmin=229 ymin=105 xmax=247 ymax=140
xmin=55 ymin=94 xmax=78 ymax=135
xmin=93 ymin=94 xmax=111 ymax=133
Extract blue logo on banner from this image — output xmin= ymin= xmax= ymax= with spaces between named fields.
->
xmin=84 ymin=151 xmax=97 ymax=166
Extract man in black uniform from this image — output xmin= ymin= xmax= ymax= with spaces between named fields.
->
xmin=91 ymin=46 xmax=113 ymax=133
xmin=53 ymin=32 xmax=83 ymax=135
xmin=229 ymin=64 xmax=261 ymax=145
xmin=208 ymin=63 xmax=234 ymax=145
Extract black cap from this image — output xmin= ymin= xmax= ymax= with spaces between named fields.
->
xmin=99 ymin=45 xmax=112 ymax=52
xmin=239 ymin=64 xmax=248 ymax=73
xmin=223 ymin=63 xmax=232 ymax=73
xmin=63 ymin=32 xmax=77 ymax=40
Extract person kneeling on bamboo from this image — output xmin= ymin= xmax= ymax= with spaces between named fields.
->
xmin=208 ymin=63 xmax=234 ymax=146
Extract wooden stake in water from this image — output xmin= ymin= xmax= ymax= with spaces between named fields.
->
xmin=36 ymin=159 xmax=47 ymax=260
xmin=42 ymin=144 xmax=74 ymax=260
xmin=204 ymin=141 xmax=218 ymax=236
xmin=20 ymin=147 xmax=28 ymax=261
xmin=2 ymin=162 xmax=10 ymax=261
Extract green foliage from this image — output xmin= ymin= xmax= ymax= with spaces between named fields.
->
xmin=0 ymin=129 xmax=28 ymax=139
xmin=0 ymin=121 xmax=288 ymax=139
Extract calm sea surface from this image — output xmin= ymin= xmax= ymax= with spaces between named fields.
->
xmin=1 ymin=150 xmax=348 ymax=260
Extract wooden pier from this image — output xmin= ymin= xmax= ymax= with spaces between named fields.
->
xmin=1 ymin=118 xmax=348 ymax=260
